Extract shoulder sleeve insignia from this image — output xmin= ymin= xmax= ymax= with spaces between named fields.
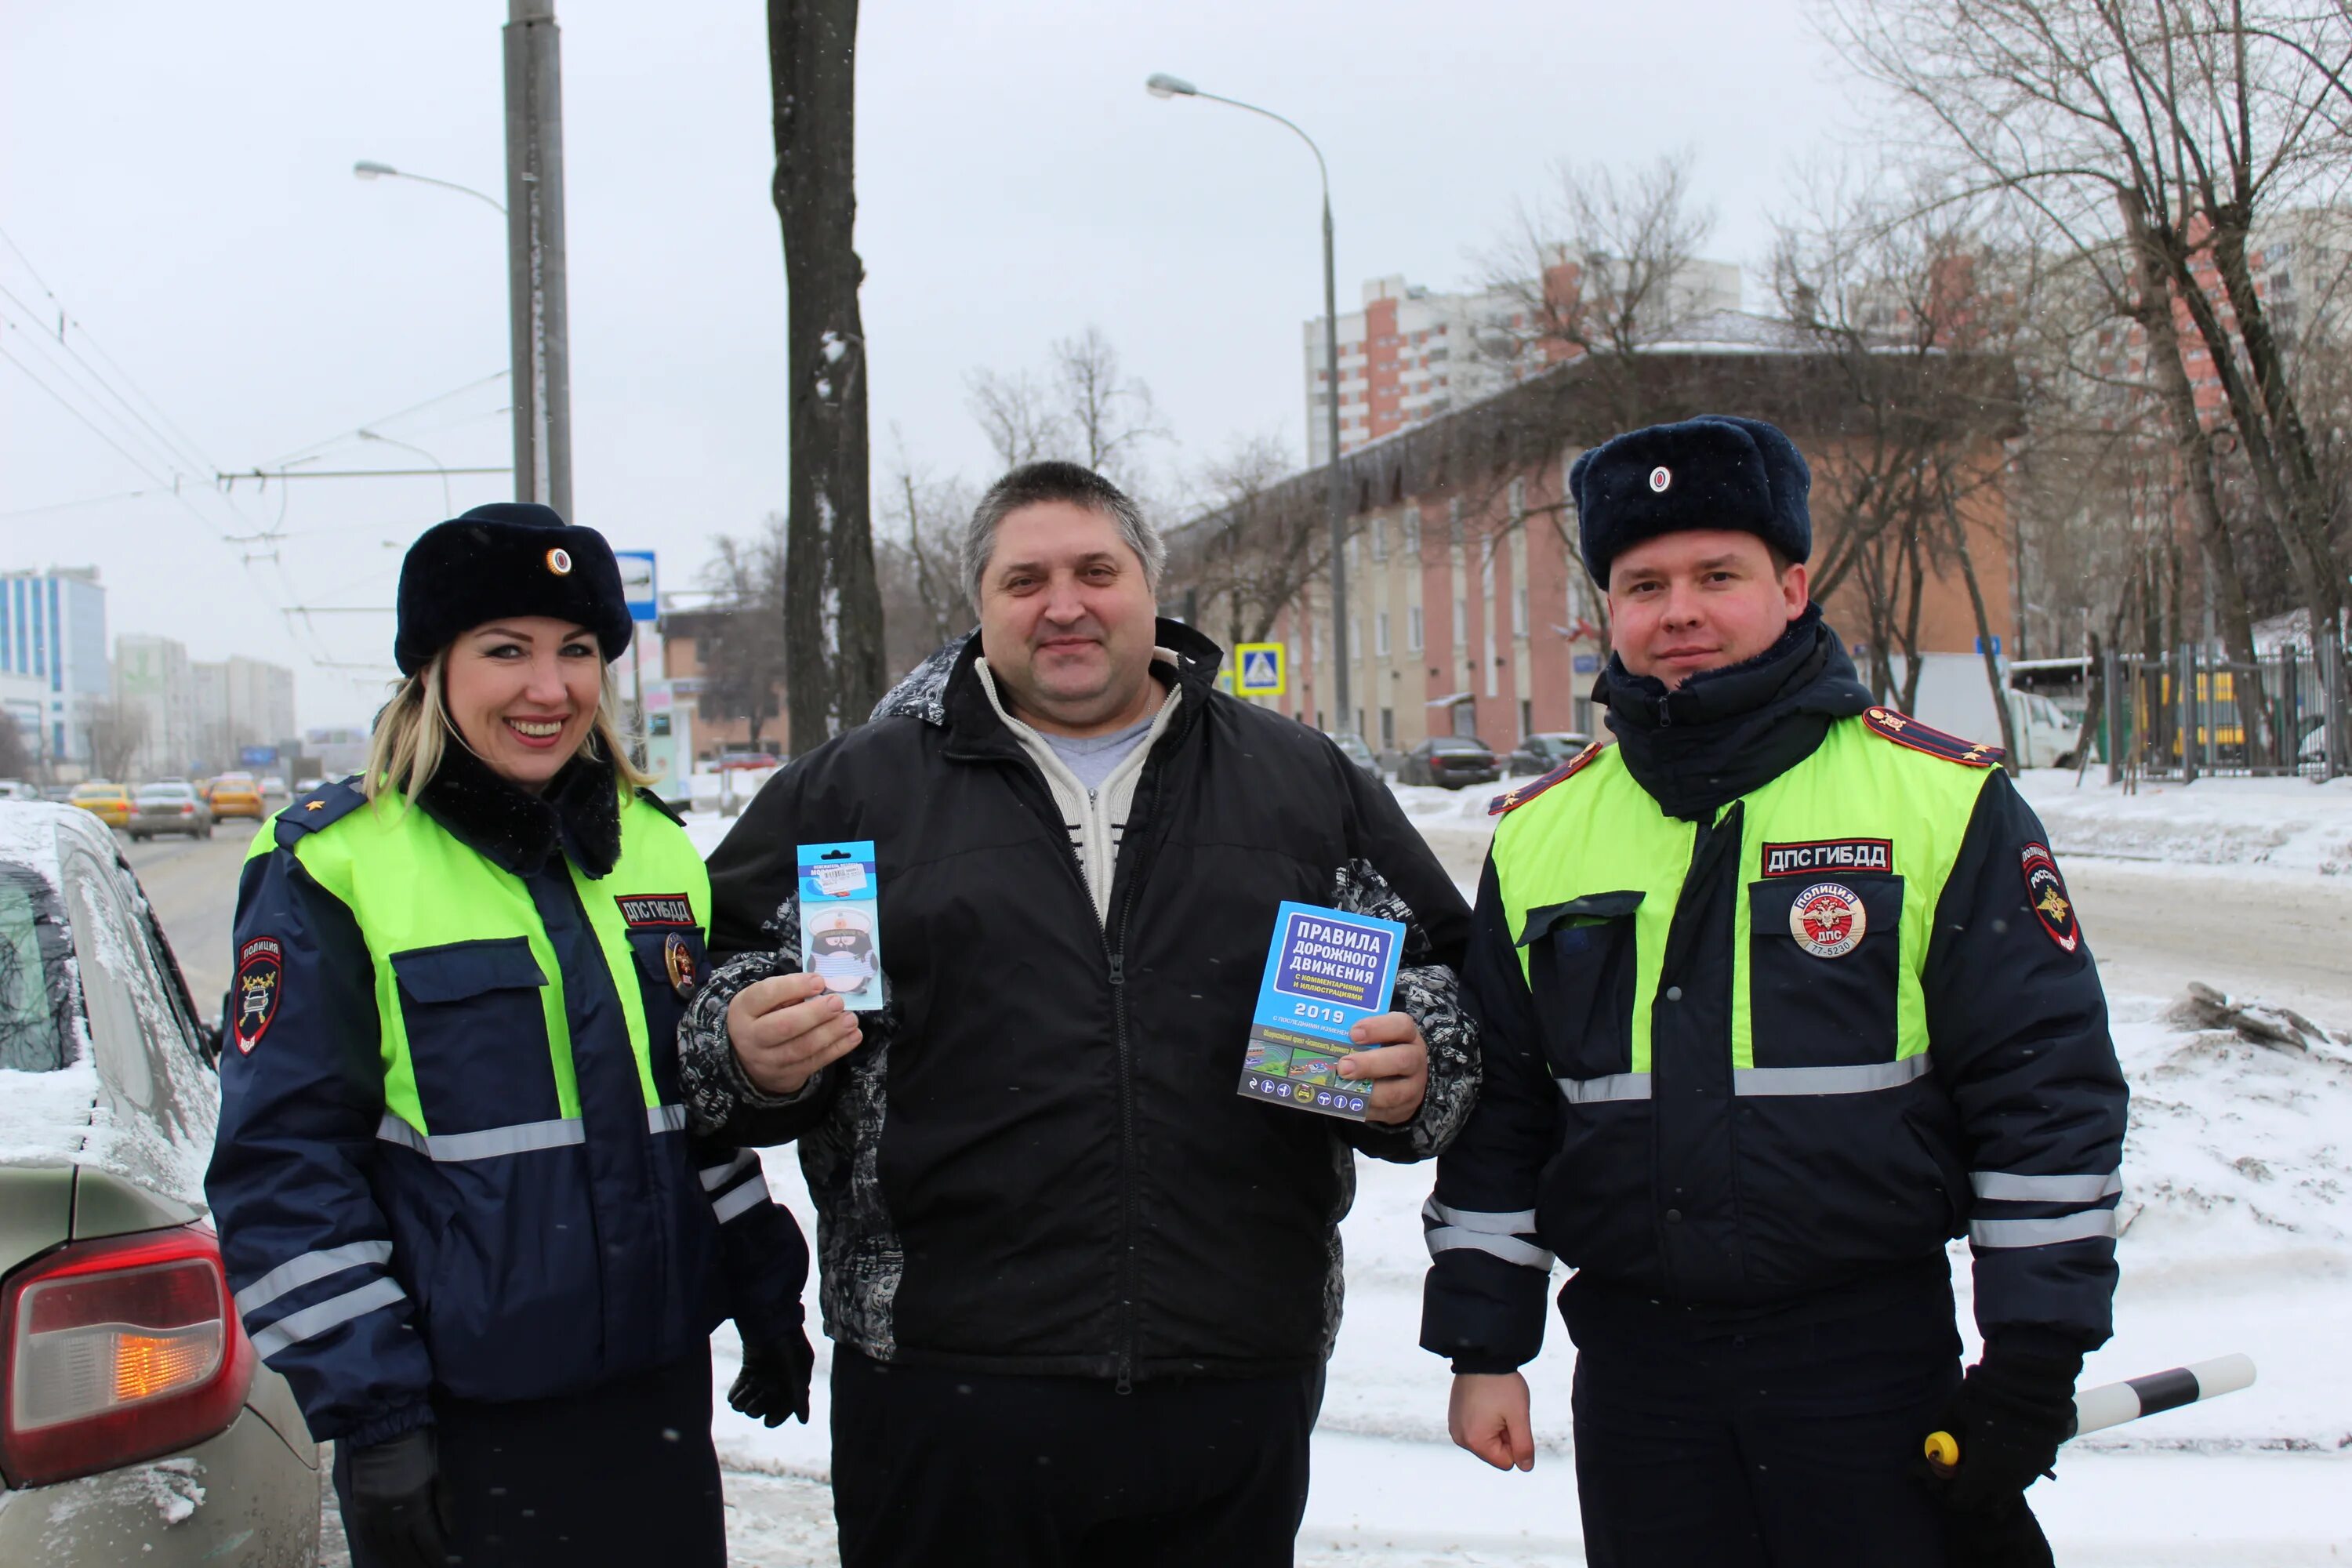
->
xmin=2020 ymin=841 xmax=2082 ymax=953
xmin=1859 ymin=706 xmax=2003 ymax=768
xmin=272 ymin=777 xmax=368 ymax=848
xmin=1489 ymin=741 xmax=1607 ymax=816
xmin=634 ymin=787 xmax=688 ymax=827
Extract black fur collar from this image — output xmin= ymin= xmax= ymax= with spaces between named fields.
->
xmin=418 ymin=735 xmax=623 ymax=880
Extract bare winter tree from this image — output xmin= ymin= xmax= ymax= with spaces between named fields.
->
xmin=966 ymin=369 xmax=1067 ymax=473
xmin=1824 ymin=0 xmax=2352 ymax=633
xmin=965 ymin=326 xmax=1170 ymax=494
xmin=695 ymin=514 xmax=790 ymax=754
xmin=84 ymin=699 xmax=146 ymax=783
xmin=768 ymin=0 xmax=885 ymax=752
xmin=1167 ymin=433 xmax=1319 ymax=652
xmin=874 ymin=436 xmax=975 ymax=677
xmin=0 ymin=717 xmax=32 ymax=783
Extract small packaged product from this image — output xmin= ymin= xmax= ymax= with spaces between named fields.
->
xmin=797 ymin=840 xmax=883 ymax=1011
xmin=1236 ymin=900 xmax=1406 ymax=1122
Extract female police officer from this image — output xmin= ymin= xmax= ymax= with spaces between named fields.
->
xmin=206 ymin=503 xmax=814 ymax=1567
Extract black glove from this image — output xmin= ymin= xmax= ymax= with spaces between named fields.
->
xmin=728 ymin=1328 xmax=815 ymax=1428
xmin=1929 ymin=1340 xmax=2082 ymax=1568
xmin=341 ymin=1426 xmax=454 ymax=1568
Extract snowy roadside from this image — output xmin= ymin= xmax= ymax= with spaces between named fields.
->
xmin=679 ymin=775 xmax=2352 ymax=1564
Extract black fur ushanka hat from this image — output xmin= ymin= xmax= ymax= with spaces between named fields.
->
xmin=394 ymin=503 xmax=633 ymax=676
xmin=1569 ymin=415 xmax=1812 ymax=585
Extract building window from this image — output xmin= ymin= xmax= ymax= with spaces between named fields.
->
xmin=1521 ymin=698 xmax=1534 ymax=739
xmin=1350 ymin=616 xmax=1361 ymax=659
xmin=1376 ymin=611 xmax=1391 ymax=655
xmin=1408 ymin=604 xmax=1425 ymax=651
xmin=1448 ymin=497 xmax=1465 ymax=547
xmin=1370 ymin=517 xmax=1387 ymax=562
xmin=1514 ymin=586 xmax=1528 ymax=637
xmin=1380 ymin=707 xmax=1396 ymax=746
xmin=1508 ymin=477 xmax=1526 ymax=521
xmin=1454 ymin=593 xmax=1468 ymax=645
xmin=1402 ymin=510 xmax=1420 ymax=554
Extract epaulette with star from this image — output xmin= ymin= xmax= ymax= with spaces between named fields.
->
xmin=1858 ymin=706 xmax=2003 ymax=768
xmin=1488 ymin=741 xmax=1606 ymax=815
xmin=272 ymin=776 xmax=368 ymax=847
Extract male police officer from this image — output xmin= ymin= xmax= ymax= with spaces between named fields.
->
xmin=1421 ymin=416 xmax=2127 ymax=1566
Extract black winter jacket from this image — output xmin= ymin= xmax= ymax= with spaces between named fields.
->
xmin=679 ymin=622 xmax=1478 ymax=1382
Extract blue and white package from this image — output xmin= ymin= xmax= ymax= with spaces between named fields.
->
xmin=1236 ymin=900 xmax=1406 ymax=1122
xmin=797 ymin=840 xmax=883 ymax=1011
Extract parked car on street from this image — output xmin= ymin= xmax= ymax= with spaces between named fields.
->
xmin=1506 ymin=731 xmax=1593 ymax=777
xmin=201 ymin=774 xmax=265 ymax=822
xmin=129 ymin=782 xmax=214 ymax=842
xmin=1397 ymin=735 xmax=1501 ymax=789
xmin=0 ymin=802 xmax=320 ymax=1564
xmin=66 ymin=782 xmax=131 ymax=831
xmin=0 ymin=782 xmax=38 ymax=803
xmin=1324 ymin=731 xmax=1381 ymax=781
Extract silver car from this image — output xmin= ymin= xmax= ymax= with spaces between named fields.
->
xmin=129 ymin=782 xmax=214 ymax=843
xmin=0 ymin=803 xmax=318 ymax=1564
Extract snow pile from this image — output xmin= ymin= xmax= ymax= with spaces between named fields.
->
xmin=2017 ymin=771 xmax=2352 ymax=874
xmin=2114 ymin=991 xmax=2352 ymax=1258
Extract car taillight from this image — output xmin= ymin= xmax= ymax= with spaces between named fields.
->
xmin=179 ymin=804 xmax=194 ymax=815
xmin=1 ymin=1225 xmax=253 ymax=1486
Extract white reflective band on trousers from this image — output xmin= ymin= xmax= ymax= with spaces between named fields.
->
xmin=1421 ymin=1197 xmax=1555 ymax=1270
xmin=376 ymin=1112 xmax=586 ymax=1161
xmin=710 ymin=1178 xmax=771 ymax=1223
xmin=1969 ymin=1210 xmax=2121 ymax=1248
xmin=1555 ymin=1053 xmax=1932 ymax=1105
xmin=249 ymin=1276 xmax=408 ymax=1360
xmin=234 ymin=1240 xmax=395 ymax=1316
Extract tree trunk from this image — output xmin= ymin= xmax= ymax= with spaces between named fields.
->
xmin=1943 ymin=492 xmax=2019 ymax=771
xmin=769 ymin=0 xmax=884 ymax=753
xmin=2116 ymin=191 xmax=2275 ymax=757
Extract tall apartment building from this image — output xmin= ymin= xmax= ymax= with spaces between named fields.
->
xmin=191 ymin=656 xmax=298 ymax=770
xmin=1303 ymin=255 xmax=1744 ymax=464
xmin=0 ymin=568 xmax=108 ymax=771
xmin=114 ymin=633 xmax=196 ymax=779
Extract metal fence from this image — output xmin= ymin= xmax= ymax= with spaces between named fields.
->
xmin=2100 ymin=640 xmax=2350 ymax=783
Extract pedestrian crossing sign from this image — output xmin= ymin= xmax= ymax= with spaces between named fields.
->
xmin=1235 ymin=642 xmax=1286 ymax=698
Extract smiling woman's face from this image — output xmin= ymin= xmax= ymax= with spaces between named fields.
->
xmin=442 ymin=617 xmax=604 ymax=790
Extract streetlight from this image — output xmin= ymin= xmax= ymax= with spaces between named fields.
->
xmin=351 ymin=159 xmax=506 ymax=216
xmin=1147 ymin=72 xmax=1352 ymax=735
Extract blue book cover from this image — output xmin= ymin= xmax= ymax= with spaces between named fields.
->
xmin=1236 ymin=901 xmax=1406 ymax=1122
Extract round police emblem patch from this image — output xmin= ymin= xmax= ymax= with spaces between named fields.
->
xmin=1789 ymin=881 xmax=1866 ymax=959
xmin=663 ymin=931 xmax=697 ymax=997
xmin=546 ymin=546 xmax=573 ymax=575
xmin=1649 ymin=464 xmax=1672 ymax=493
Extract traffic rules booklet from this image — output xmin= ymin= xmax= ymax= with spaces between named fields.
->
xmin=797 ymin=840 xmax=884 ymax=1011
xmin=1237 ymin=901 xmax=1406 ymax=1123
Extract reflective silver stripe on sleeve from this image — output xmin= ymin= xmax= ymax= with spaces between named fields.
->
xmin=699 ymin=1150 xmax=758 ymax=1192
xmin=710 ymin=1176 xmax=771 ymax=1223
xmin=1970 ymin=1170 xmax=2123 ymax=1203
xmin=1732 ymin=1054 xmax=1930 ymax=1096
xmin=376 ymin=1113 xmax=586 ymax=1161
xmin=1556 ymin=1072 xmax=1652 ymax=1104
xmin=234 ymin=1240 xmax=395 ymax=1316
xmin=249 ymin=1276 xmax=408 ymax=1360
xmin=1425 ymin=1228 xmax=1555 ymax=1270
xmin=646 ymin=1104 xmax=688 ymax=1134
xmin=1421 ymin=1199 xmax=1539 ymax=1235
xmin=1969 ymin=1210 xmax=2120 ymax=1248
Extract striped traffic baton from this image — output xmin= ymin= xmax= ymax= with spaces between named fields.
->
xmin=1926 ymin=1353 xmax=2257 ymax=1469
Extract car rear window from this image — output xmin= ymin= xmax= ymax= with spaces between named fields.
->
xmin=138 ymin=784 xmax=194 ymax=800
xmin=0 ymin=864 xmax=69 ymax=1072
xmin=1430 ymin=738 xmax=1489 ymax=753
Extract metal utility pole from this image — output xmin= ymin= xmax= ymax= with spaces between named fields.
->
xmin=1146 ymin=74 xmax=1348 ymax=731
xmin=503 ymin=0 xmax=573 ymax=521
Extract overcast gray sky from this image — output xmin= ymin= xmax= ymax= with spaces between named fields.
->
xmin=2 ymin=0 xmax=1866 ymax=729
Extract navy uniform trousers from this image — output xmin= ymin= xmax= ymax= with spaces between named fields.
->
xmin=1566 ymin=1266 xmax=1962 ymax=1568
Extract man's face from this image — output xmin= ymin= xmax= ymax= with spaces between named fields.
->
xmin=976 ymin=499 xmax=1159 ymax=733
xmin=1606 ymin=529 xmax=1807 ymax=690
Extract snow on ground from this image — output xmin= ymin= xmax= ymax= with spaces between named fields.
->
xmin=684 ymin=770 xmax=2352 ymax=1563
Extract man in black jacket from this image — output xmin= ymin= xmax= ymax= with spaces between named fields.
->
xmin=1423 ymin=417 xmax=2127 ymax=1566
xmin=678 ymin=461 xmax=1477 ymax=1567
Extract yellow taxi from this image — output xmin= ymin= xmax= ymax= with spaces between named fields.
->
xmin=67 ymin=781 xmax=132 ymax=829
xmin=205 ymin=771 xmax=267 ymax=821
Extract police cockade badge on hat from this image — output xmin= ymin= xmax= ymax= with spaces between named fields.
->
xmin=1649 ymin=465 xmax=1672 ymax=493
xmin=1789 ymin=881 xmax=1866 ymax=959
xmin=546 ymin=546 xmax=574 ymax=575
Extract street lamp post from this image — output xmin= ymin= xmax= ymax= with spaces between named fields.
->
xmin=1147 ymin=73 xmax=1350 ymax=733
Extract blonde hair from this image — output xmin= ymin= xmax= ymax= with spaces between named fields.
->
xmin=363 ymin=645 xmax=655 ymax=804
